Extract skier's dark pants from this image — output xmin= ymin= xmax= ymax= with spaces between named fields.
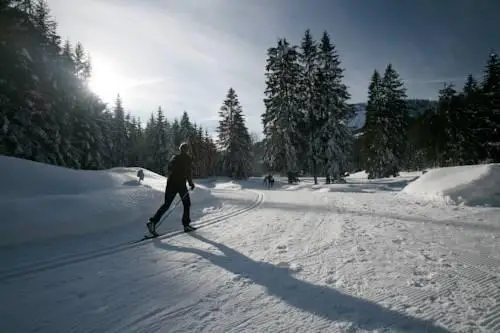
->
xmin=151 ymin=183 xmax=191 ymax=225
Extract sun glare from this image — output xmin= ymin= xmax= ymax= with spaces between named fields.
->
xmin=88 ymin=55 xmax=132 ymax=102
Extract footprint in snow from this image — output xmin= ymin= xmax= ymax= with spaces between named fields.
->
xmin=276 ymin=244 xmax=288 ymax=253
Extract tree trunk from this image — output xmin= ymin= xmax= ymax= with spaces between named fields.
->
xmin=312 ymin=159 xmax=318 ymax=185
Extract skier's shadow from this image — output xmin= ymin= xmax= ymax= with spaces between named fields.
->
xmin=153 ymin=235 xmax=451 ymax=332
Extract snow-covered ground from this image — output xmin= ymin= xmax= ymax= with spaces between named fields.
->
xmin=1 ymin=156 xmax=499 ymax=333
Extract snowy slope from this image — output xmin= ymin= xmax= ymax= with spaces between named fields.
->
xmin=1 ymin=158 xmax=500 ymax=333
xmin=0 ymin=155 xmax=225 ymax=247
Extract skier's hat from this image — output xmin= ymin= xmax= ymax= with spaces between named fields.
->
xmin=179 ymin=142 xmax=188 ymax=153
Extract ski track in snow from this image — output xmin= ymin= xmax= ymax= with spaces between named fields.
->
xmin=1 ymin=175 xmax=500 ymax=332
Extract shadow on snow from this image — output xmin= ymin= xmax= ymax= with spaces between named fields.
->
xmin=153 ymin=234 xmax=450 ymax=333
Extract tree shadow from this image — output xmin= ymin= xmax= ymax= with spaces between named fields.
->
xmin=153 ymin=235 xmax=450 ymax=332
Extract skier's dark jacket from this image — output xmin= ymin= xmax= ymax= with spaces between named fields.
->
xmin=167 ymin=152 xmax=194 ymax=188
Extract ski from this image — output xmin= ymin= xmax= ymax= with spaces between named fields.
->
xmin=131 ymin=226 xmax=197 ymax=244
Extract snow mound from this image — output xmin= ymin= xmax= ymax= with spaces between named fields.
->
xmin=345 ymin=170 xmax=369 ymax=179
xmin=401 ymin=163 xmax=500 ymax=207
xmin=213 ymin=181 xmax=242 ymax=190
xmin=0 ymin=156 xmax=219 ymax=246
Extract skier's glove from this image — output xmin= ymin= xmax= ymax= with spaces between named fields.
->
xmin=190 ymin=183 xmax=195 ymax=190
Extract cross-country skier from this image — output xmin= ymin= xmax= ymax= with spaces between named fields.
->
xmin=146 ymin=142 xmax=196 ymax=235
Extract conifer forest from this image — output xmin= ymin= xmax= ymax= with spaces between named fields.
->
xmin=1 ymin=1 xmax=499 ymax=183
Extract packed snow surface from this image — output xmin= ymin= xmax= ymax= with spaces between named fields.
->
xmin=402 ymin=163 xmax=500 ymax=207
xmin=1 ymin=156 xmax=499 ymax=333
xmin=0 ymin=155 xmax=218 ymax=247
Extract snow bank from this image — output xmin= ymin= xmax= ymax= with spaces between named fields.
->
xmin=213 ymin=181 xmax=243 ymax=190
xmin=401 ymin=163 xmax=500 ymax=207
xmin=345 ymin=170 xmax=369 ymax=180
xmin=0 ymin=156 xmax=220 ymax=246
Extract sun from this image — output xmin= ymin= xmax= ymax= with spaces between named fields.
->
xmin=87 ymin=55 xmax=130 ymax=102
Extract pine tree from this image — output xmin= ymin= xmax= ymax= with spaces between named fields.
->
xmin=314 ymin=31 xmax=353 ymax=183
xmin=436 ymin=83 xmax=460 ymax=165
xmin=217 ymin=87 xmax=252 ymax=179
xmin=73 ymin=42 xmax=87 ymax=80
xmin=362 ymin=66 xmax=408 ymax=178
xmin=143 ymin=113 xmax=156 ymax=171
xmin=298 ymin=29 xmax=320 ymax=184
xmin=460 ymin=74 xmax=483 ymax=163
xmin=0 ymin=2 xmax=225 ymax=178
xmin=262 ymin=38 xmax=303 ymax=178
xmin=11 ymin=0 xmax=34 ymax=15
xmin=61 ymin=39 xmax=74 ymax=71
xmin=112 ymin=95 xmax=127 ymax=166
xmin=179 ymin=111 xmax=192 ymax=144
xmin=171 ymin=119 xmax=181 ymax=147
xmin=380 ymin=64 xmax=408 ymax=176
xmin=481 ymin=51 xmax=500 ymax=162
xmin=362 ymin=70 xmax=387 ymax=178
xmin=149 ymin=106 xmax=171 ymax=174
xmin=33 ymin=0 xmax=59 ymax=47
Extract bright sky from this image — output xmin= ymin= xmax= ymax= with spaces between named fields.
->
xmin=47 ymin=0 xmax=499 ymax=136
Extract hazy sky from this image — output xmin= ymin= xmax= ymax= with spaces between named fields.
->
xmin=47 ymin=0 xmax=499 ymax=135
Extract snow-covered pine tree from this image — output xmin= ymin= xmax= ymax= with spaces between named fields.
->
xmin=112 ymin=94 xmax=128 ymax=166
xmin=262 ymin=38 xmax=303 ymax=178
xmin=436 ymin=83 xmax=460 ymax=166
xmin=196 ymin=126 xmax=205 ymax=176
xmin=481 ymin=51 xmax=500 ymax=162
xmin=314 ymin=31 xmax=353 ymax=183
xmin=10 ymin=0 xmax=34 ymax=15
xmin=33 ymin=0 xmax=59 ymax=48
xmin=217 ymin=88 xmax=252 ymax=179
xmin=73 ymin=42 xmax=87 ymax=81
xmin=96 ymin=109 xmax=115 ymax=168
xmin=380 ymin=64 xmax=408 ymax=176
xmin=459 ymin=74 xmax=483 ymax=163
xmin=298 ymin=29 xmax=320 ymax=184
xmin=142 ymin=113 xmax=156 ymax=171
xmin=125 ymin=114 xmax=140 ymax=166
xmin=191 ymin=125 xmax=203 ymax=177
xmin=2 ymin=1 xmax=163 ymax=172
xmin=189 ymin=123 xmax=200 ymax=176
xmin=179 ymin=111 xmax=193 ymax=144
xmin=204 ymin=130 xmax=217 ymax=177
xmin=149 ymin=106 xmax=172 ymax=175
xmin=362 ymin=70 xmax=389 ymax=178
xmin=61 ymin=39 xmax=74 ymax=72
xmin=171 ymin=119 xmax=181 ymax=147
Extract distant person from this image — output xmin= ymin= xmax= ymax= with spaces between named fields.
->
xmin=146 ymin=143 xmax=196 ymax=235
xmin=137 ymin=169 xmax=144 ymax=183
xmin=263 ymin=174 xmax=274 ymax=189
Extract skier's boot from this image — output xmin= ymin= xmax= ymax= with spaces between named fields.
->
xmin=183 ymin=225 xmax=197 ymax=232
xmin=146 ymin=218 xmax=159 ymax=237
xmin=183 ymin=220 xmax=197 ymax=232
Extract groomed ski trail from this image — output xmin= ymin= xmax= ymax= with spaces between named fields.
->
xmin=0 ymin=189 xmax=264 ymax=281
xmin=1 ymin=178 xmax=499 ymax=332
